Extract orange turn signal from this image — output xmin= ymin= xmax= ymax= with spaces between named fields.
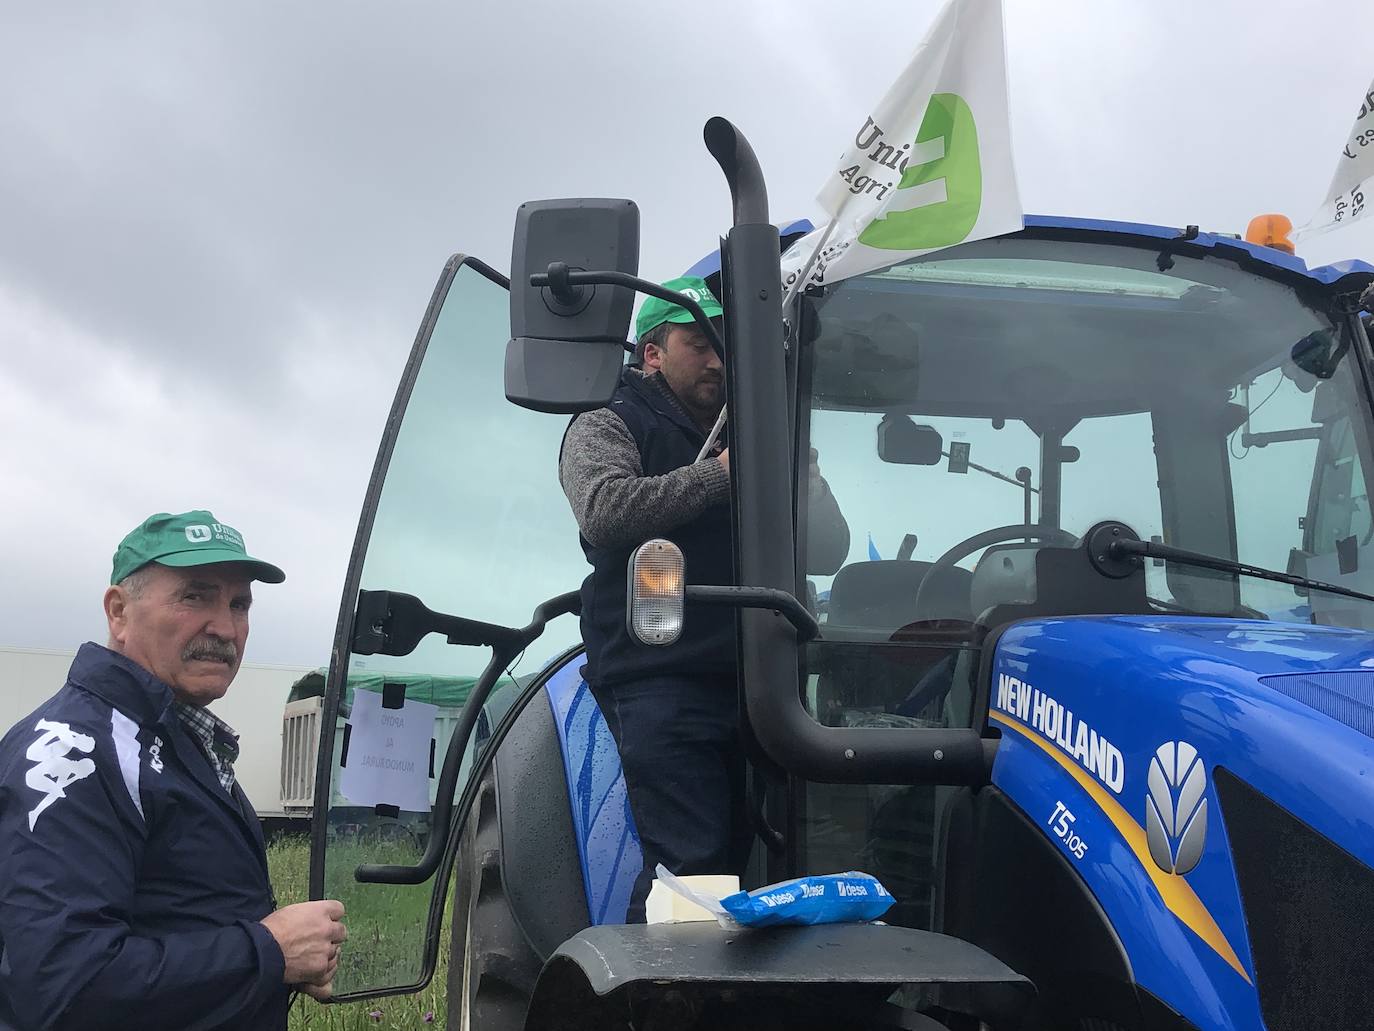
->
xmin=1245 ymin=213 xmax=1295 ymax=255
xmin=627 ymin=539 xmax=685 ymax=645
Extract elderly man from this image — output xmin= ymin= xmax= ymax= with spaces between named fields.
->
xmin=560 ymin=278 xmax=849 ymax=922
xmin=0 ymin=511 xmax=345 ymax=1030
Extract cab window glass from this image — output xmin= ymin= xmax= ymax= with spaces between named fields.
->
xmin=1311 ymin=413 xmax=1372 ymax=554
xmin=318 ymin=261 xmax=586 ymax=996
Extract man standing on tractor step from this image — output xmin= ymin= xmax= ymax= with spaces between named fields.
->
xmin=560 ymin=277 xmax=849 ymax=922
xmin=0 ymin=510 xmax=347 ymax=1030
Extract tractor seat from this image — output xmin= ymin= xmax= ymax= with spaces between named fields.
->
xmin=816 ymin=560 xmax=974 ymax=723
xmin=826 ymin=559 xmax=973 ymax=633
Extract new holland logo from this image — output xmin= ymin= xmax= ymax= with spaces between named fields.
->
xmin=1145 ymin=741 xmax=1208 ymax=875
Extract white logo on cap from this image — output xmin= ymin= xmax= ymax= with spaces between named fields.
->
xmin=185 ymin=525 xmax=212 ymax=543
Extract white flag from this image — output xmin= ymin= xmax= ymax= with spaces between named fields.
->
xmin=1295 ymin=77 xmax=1374 ymax=239
xmin=781 ymin=0 xmax=1022 ymax=297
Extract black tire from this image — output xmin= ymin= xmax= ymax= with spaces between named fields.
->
xmin=447 ymin=769 xmax=544 ymax=1030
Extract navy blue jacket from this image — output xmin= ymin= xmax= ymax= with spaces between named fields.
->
xmin=576 ymin=371 xmax=737 ymax=686
xmin=0 ymin=644 xmax=288 ymax=1031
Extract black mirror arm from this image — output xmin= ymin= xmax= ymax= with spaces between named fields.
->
xmin=531 ymin=268 xmax=726 ymax=360
xmin=354 ymin=590 xmax=581 ymax=885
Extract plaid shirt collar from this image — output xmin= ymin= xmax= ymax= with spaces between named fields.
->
xmin=173 ymin=702 xmax=240 ymax=793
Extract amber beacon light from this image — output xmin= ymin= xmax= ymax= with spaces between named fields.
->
xmin=1245 ymin=213 xmax=1295 ymax=255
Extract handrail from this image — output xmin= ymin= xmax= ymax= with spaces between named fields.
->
xmin=354 ymin=590 xmax=581 ymax=884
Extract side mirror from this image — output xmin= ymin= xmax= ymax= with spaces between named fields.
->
xmin=1290 ymin=328 xmax=1347 ymax=381
xmin=877 ymin=414 xmax=944 ymax=465
xmin=505 ymin=199 xmax=640 ymax=414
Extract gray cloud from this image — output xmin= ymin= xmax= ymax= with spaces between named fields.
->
xmin=3 ymin=0 xmax=1372 ymax=666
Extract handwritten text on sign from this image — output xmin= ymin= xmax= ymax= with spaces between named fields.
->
xmin=338 ymin=688 xmax=437 ymax=812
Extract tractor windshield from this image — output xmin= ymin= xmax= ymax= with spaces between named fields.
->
xmin=794 ymin=237 xmax=1373 ymax=926
xmin=799 ymin=235 xmax=1374 ymax=723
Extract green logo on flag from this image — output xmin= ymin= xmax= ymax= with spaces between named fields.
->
xmin=859 ymin=93 xmax=982 ymax=251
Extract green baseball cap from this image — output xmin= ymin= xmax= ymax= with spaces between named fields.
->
xmin=634 ymin=276 xmax=723 ymax=341
xmin=111 ymin=510 xmax=286 ymax=586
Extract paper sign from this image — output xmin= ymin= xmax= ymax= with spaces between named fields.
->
xmin=338 ymin=688 xmax=437 ymax=812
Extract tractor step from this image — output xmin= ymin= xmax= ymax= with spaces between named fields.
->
xmin=525 ymin=921 xmax=1033 ymax=1030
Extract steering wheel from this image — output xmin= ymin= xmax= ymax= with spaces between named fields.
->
xmin=913 ymin=524 xmax=1079 ymax=620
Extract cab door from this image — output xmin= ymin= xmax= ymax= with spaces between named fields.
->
xmin=307 ymin=254 xmax=594 ymax=1000
xmin=1303 ymin=374 xmax=1374 ymax=626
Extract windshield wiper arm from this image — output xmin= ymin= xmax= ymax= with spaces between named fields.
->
xmin=1085 ymin=521 xmax=1374 ymax=605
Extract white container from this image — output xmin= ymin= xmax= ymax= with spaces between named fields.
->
xmin=644 ymin=873 xmax=740 ymax=924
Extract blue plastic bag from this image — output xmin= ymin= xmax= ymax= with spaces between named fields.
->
xmin=717 ymin=871 xmax=894 ymax=927
xmin=718 ymin=872 xmax=894 ymax=928
xmin=653 ymin=864 xmax=896 ymax=928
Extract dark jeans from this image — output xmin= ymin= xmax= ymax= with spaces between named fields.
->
xmin=591 ymin=672 xmax=753 ymax=923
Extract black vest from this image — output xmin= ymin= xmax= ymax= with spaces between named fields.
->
xmin=574 ymin=372 xmax=735 ymax=686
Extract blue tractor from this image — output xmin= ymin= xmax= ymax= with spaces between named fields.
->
xmin=306 ymin=120 xmax=1374 ymax=1030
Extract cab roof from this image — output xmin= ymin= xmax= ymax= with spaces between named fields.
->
xmin=683 ymin=215 xmax=1374 ymax=295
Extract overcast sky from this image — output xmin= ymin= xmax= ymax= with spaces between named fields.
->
xmin=3 ymin=1 xmax=1373 ymax=667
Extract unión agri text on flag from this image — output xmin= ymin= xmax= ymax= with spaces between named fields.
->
xmin=781 ymin=0 xmax=1023 ymax=297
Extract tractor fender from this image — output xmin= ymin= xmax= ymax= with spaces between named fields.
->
xmin=524 ymin=921 xmax=1033 ymax=1030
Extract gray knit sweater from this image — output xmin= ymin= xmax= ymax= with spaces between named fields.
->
xmin=559 ymin=369 xmax=850 ymax=572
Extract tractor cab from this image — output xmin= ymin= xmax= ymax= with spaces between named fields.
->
xmin=779 ymin=221 xmax=1374 ymax=951
xmin=799 ymin=220 xmax=1374 ymax=723
xmin=303 ymin=123 xmax=1374 ymax=1029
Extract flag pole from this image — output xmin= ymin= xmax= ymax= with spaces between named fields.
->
xmin=695 ymin=403 xmax=729 ymax=463
xmin=781 ymin=218 xmax=838 ymax=312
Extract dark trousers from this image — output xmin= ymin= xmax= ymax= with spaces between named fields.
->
xmin=591 ymin=672 xmax=753 ymax=923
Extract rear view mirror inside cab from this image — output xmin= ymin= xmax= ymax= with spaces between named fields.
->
xmin=1289 ymin=327 xmax=1348 ymax=383
xmin=877 ymin=414 xmax=943 ymax=465
xmin=505 ymin=198 xmax=640 ymax=414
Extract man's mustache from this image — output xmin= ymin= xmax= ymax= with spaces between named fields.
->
xmin=182 ymin=637 xmax=238 ymax=665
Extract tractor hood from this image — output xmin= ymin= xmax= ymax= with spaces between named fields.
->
xmin=990 ymin=615 xmax=1374 ymax=870
xmin=986 ymin=615 xmax=1374 ymax=1022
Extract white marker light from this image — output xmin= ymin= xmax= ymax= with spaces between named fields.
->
xmin=627 ymin=539 xmax=685 ymax=645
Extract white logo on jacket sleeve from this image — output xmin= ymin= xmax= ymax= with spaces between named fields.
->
xmin=25 ymin=720 xmax=97 ymax=831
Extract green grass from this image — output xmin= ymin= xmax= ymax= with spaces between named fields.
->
xmin=268 ymin=835 xmax=452 ymax=1030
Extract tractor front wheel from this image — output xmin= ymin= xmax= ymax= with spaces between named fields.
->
xmin=447 ymin=769 xmax=544 ymax=1030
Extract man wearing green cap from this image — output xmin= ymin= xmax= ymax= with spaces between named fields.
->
xmin=560 ymin=278 xmax=849 ymax=922
xmin=0 ymin=510 xmax=346 ymax=1030
xmin=630 ymin=278 xmax=731 ymax=432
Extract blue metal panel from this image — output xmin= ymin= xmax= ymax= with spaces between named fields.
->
xmin=544 ymin=658 xmax=640 ymax=925
xmin=1022 ymin=214 xmax=1374 ymax=285
xmin=1260 ymin=669 xmax=1374 ymax=740
xmin=987 ymin=616 xmax=1374 ymax=1031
